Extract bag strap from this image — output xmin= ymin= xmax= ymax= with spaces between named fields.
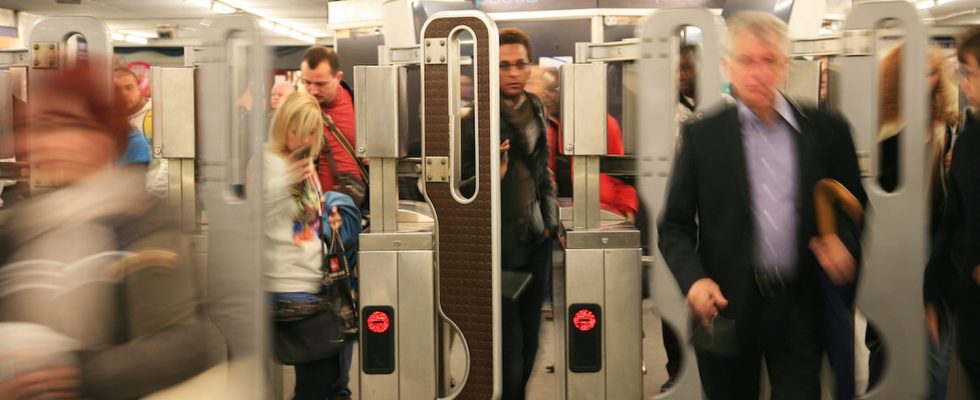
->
xmin=321 ymin=112 xmax=369 ymax=184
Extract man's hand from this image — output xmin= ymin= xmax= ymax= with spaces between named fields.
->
xmin=810 ymin=235 xmax=856 ymax=285
xmin=686 ymin=278 xmax=729 ymax=328
xmin=925 ymin=303 xmax=941 ymax=346
xmin=500 ymin=139 xmax=511 ymax=179
xmin=973 ymin=265 xmax=980 ymax=286
xmin=0 ymin=367 xmax=80 ymax=400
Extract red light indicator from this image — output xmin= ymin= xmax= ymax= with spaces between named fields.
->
xmin=572 ymin=309 xmax=597 ymax=332
xmin=367 ymin=311 xmax=391 ymax=333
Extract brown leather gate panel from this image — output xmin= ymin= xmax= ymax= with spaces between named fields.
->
xmin=421 ymin=12 xmax=500 ymax=400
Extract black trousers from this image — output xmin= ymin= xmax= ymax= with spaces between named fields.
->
xmin=694 ymin=283 xmax=823 ymax=400
xmin=951 ymin=274 xmax=980 ymax=399
xmin=501 ymin=240 xmax=550 ymax=400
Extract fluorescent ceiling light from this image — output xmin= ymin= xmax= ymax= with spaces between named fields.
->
xmin=111 ymin=32 xmax=125 ymax=41
xmin=211 ymin=1 xmax=237 ymax=14
xmin=287 ymin=31 xmax=315 ymax=44
xmin=818 ymin=27 xmax=833 ymax=35
xmin=258 ymin=19 xmax=275 ymax=30
xmin=274 ymin=24 xmax=292 ymax=35
xmin=124 ymin=35 xmax=149 ymax=45
xmin=916 ymin=0 xmax=935 ymax=9
xmin=119 ymin=30 xmax=157 ymax=39
xmin=937 ymin=0 xmax=956 ymax=4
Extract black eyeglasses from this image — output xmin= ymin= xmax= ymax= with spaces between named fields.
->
xmin=499 ymin=61 xmax=529 ymax=71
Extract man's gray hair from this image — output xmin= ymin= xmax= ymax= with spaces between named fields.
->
xmin=724 ymin=11 xmax=790 ymax=58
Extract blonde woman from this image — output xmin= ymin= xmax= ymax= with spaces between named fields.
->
xmin=258 ymin=91 xmax=348 ymax=400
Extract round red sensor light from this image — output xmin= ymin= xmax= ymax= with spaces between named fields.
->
xmin=367 ymin=311 xmax=391 ymax=333
xmin=572 ymin=309 xmax=597 ymax=332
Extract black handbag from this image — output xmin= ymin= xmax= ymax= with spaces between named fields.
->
xmin=272 ymin=300 xmax=346 ymax=365
xmin=271 ymin=216 xmax=358 ymax=365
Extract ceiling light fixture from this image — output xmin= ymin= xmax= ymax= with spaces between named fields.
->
xmin=219 ymin=0 xmax=324 ymax=41
xmin=211 ymin=1 xmax=237 ymax=14
xmin=124 ymin=35 xmax=149 ymax=45
xmin=916 ymin=0 xmax=935 ymax=9
xmin=287 ymin=31 xmax=315 ymax=44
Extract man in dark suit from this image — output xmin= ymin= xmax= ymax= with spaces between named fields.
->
xmin=658 ymin=11 xmax=866 ymax=399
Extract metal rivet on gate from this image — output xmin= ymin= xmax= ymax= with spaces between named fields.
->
xmin=565 ymin=144 xmax=573 ymax=151
xmin=33 ymin=61 xmax=39 ymax=66
xmin=33 ymin=44 xmax=39 ymax=50
xmin=426 ymin=57 xmax=431 ymax=62
xmin=426 ymin=41 xmax=430 ymax=47
xmin=427 ymin=159 xmax=432 ymax=164
xmin=49 ymin=44 xmax=55 ymax=50
xmin=440 ymin=159 xmax=446 ymax=165
xmin=440 ymin=56 xmax=446 ymax=62
xmin=358 ymin=146 xmax=365 ymax=153
xmin=393 ymin=240 xmax=402 ymax=247
xmin=427 ymin=175 xmax=432 ymax=180
xmin=440 ymin=175 xmax=446 ymax=181
xmin=440 ymin=39 xmax=445 ymax=46
xmin=602 ymin=237 xmax=609 ymax=245
xmin=48 ymin=60 xmax=54 ymax=66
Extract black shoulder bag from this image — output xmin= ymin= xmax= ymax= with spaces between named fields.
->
xmin=321 ymin=113 xmax=369 ymax=212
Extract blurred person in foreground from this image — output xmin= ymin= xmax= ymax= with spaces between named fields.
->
xmin=658 ymin=12 xmax=865 ymax=399
xmin=874 ymin=43 xmax=959 ymax=399
xmin=925 ymin=26 xmax=980 ymax=398
xmin=0 ymin=66 xmax=223 ymax=399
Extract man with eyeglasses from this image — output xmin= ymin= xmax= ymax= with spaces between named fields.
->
xmin=658 ymin=12 xmax=865 ymax=399
xmin=495 ymin=27 xmax=559 ymax=400
xmin=925 ymin=26 xmax=980 ymax=396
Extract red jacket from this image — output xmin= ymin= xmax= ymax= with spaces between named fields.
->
xmin=547 ymin=115 xmax=639 ymax=217
xmin=317 ymin=84 xmax=361 ymax=190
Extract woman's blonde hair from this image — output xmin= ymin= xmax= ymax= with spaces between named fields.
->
xmin=879 ymin=43 xmax=958 ymax=130
xmin=267 ymin=92 xmax=323 ymax=158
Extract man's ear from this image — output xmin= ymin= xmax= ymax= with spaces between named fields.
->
xmin=336 ymin=70 xmax=344 ymax=82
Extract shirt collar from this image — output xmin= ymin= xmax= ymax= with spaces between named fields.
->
xmin=736 ymin=92 xmax=800 ymax=133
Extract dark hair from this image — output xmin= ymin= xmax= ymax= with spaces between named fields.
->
xmin=302 ymin=46 xmax=340 ymax=74
xmin=500 ymin=27 xmax=533 ymax=62
xmin=958 ymin=26 xmax=980 ymax=66
xmin=22 ymin=65 xmax=131 ymax=155
xmin=112 ymin=67 xmax=138 ymax=82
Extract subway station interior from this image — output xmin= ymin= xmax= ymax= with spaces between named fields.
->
xmin=0 ymin=0 xmax=979 ymax=399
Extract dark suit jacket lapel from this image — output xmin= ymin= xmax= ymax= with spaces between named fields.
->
xmin=719 ymin=106 xmax=751 ymax=206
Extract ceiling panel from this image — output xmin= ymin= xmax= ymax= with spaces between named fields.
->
xmin=0 ymin=0 xmax=331 ymax=44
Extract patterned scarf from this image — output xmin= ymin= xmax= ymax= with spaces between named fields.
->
xmin=290 ymin=162 xmax=323 ymax=246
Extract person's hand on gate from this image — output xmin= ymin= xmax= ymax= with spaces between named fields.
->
xmin=686 ymin=278 xmax=728 ymax=329
xmin=500 ymin=139 xmax=511 ymax=179
xmin=809 ymin=234 xmax=856 ymax=284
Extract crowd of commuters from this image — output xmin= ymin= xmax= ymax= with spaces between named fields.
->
xmin=1 ymin=10 xmax=978 ymax=400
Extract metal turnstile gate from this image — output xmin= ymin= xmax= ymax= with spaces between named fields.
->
xmin=553 ymin=60 xmax=643 ymax=399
